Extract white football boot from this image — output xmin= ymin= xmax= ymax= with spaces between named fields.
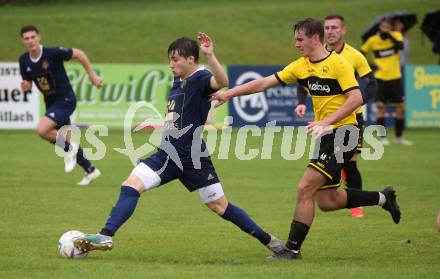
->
xmin=74 ymin=234 xmax=113 ymax=251
xmin=64 ymin=142 xmax=78 ymax=173
xmin=394 ymin=137 xmax=413 ymax=145
xmin=265 ymin=234 xmax=286 ymax=254
xmin=77 ymin=168 xmax=101 ymax=186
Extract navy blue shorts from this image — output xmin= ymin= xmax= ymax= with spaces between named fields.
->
xmin=45 ymin=99 xmax=76 ymax=127
xmin=140 ymin=150 xmax=220 ymax=192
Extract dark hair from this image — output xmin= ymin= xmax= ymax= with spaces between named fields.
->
xmin=293 ymin=18 xmax=324 ymax=42
xmin=324 ymin=14 xmax=345 ymax=23
xmin=167 ymin=37 xmax=199 ymax=63
xmin=20 ymin=25 xmax=39 ymax=36
xmin=380 ymin=17 xmax=393 ymax=25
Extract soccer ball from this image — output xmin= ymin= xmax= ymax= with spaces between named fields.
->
xmin=58 ymin=230 xmax=89 ymax=259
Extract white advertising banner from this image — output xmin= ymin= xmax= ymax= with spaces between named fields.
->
xmin=0 ymin=62 xmax=40 ymax=129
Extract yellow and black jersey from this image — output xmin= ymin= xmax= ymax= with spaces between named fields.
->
xmin=330 ymin=43 xmax=372 ymax=114
xmin=360 ymin=31 xmax=403 ymax=81
xmin=275 ymin=51 xmax=359 ymax=128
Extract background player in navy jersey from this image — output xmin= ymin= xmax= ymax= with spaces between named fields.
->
xmin=19 ymin=25 xmax=102 ymax=185
xmin=73 ymin=33 xmax=285 ymax=256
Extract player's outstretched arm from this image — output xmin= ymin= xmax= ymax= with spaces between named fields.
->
xmin=72 ymin=48 xmax=102 ymax=88
xmin=198 ymin=32 xmax=228 ymax=90
xmin=208 ymin=75 xmax=280 ymax=108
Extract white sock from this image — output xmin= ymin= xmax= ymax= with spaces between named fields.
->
xmin=378 ymin=192 xmax=386 ymax=206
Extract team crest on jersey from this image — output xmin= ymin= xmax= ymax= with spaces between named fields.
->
xmin=42 ymin=60 xmax=49 ymax=70
xmin=322 ymin=66 xmax=329 ymax=75
xmin=26 ymin=66 xmax=31 ymax=72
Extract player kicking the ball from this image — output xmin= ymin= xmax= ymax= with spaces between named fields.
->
xmin=74 ymin=33 xmax=285 ymax=256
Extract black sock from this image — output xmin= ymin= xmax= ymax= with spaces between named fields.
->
xmin=344 ymin=161 xmax=362 ymax=190
xmin=286 ymin=220 xmax=310 ymax=251
xmin=345 ymin=188 xmax=379 ymax=208
xmin=100 ymin=228 xmax=114 ymax=236
xmin=395 ymin=118 xmax=404 ymax=138
xmin=377 ymin=117 xmax=386 ymax=129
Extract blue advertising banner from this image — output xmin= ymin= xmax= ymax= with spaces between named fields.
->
xmin=227 ymin=65 xmax=313 ymax=127
xmin=405 ymin=65 xmax=440 ymax=127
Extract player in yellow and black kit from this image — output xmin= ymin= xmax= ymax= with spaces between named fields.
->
xmin=296 ymin=15 xmax=378 ymax=218
xmin=361 ymin=17 xmax=412 ymax=145
xmin=210 ymin=18 xmax=400 ymax=260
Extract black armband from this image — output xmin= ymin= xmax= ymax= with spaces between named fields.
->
xmin=360 ymin=72 xmax=377 ymax=104
xmin=394 ymin=41 xmax=404 ymax=50
xmin=368 ymin=63 xmax=378 ymax=71
xmin=388 ymin=34 xmax=404 ymax=50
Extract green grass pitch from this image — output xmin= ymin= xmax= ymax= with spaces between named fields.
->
xmin=0 ymin=0 xmax=439 ymax=64
xmin=0 ymin=129 xmax=439 ymax=278
xmin=0 ymin=0 xmax=439 ymax=278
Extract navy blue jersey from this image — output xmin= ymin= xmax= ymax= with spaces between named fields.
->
xmin=161 ymin=68 xmax=216 ymax=156
xmin=19 ymin=46 xmax=75 ymax=105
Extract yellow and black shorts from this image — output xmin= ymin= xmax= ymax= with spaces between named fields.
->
xmin=308 ymin=126 xmax=359 ymax=190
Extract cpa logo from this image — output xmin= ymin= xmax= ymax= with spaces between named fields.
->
xmin=232 ymin=71 xmax=268 ymax=122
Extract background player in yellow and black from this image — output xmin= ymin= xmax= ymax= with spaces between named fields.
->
xmin=210 ymin=18 xmax=400 ymax=260
xmin=295 ymin=14 xmax=378 ymax=218
xmin=361 ymin=17 xmax=412 ymax=145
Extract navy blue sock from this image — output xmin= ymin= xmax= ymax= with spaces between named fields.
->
xmin=221 ymin=202 xmax=271 ymax=245
xmin=50 ymin=135 xmax=70 ymax=152
xmin=100 ymin=186 xmax=140 ymax=236
xmin=76 ymin=146 xmax=93 ymax=173
xmin=63 ymin=140 xmax=70 ymax=152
